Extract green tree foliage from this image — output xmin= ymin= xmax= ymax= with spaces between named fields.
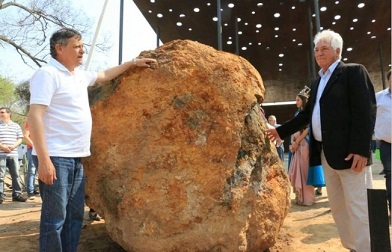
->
xmin=14 ymin=80 xmax=30 ymax=115
xmin=0 ymin=76 xmax=16 ymax=107
xmin=0 ymin=76 xmax=25 ymax=125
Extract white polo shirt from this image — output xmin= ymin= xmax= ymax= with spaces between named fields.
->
xmin=29 ymin=58 xmax=98 ymax=157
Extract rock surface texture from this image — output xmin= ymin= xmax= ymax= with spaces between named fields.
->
xmin=84 ymin=40 xmax=290 ymax=252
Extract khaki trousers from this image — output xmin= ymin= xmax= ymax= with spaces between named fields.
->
xmin=321 ymin=151 xmax=370 ymax=252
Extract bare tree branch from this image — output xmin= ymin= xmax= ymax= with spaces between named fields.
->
xmin=0 ymin=35 xmax=46 ymax=67
xmin=2 ymin=1 xmax=75 ymax=27
xmin=0 ymin=0 xmax=110 ymax=69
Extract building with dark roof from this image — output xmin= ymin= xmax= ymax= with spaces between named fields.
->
xmin=131 ymin=0 xmax=390 ymax=134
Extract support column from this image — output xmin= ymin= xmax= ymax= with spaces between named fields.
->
xmin=235 ymin=15 xmax=239 ymax=55
xmin=313 ymin=0 xmax=320 ymax=32
xmin=217 ymin=0 xmax=222 ymax=50
xmin=156 ymin=26 xmax=160 ymax=48
xmin=118 ymin=0 xmax=124 ymax=65
xmin=308 ymin=4 xmax=316 ymax=79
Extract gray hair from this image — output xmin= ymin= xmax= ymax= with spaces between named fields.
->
xmin=50 ymin=28 xmax=82 ymax=58
xmin=268 ymin=115 xmax=276 ymax=121
xmin=314 ymin=29 xmax=343 ymax=59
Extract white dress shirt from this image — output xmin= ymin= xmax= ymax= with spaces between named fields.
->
xmin=311 ymin=60 xmax=340 ymax=142
xmin=375 ymin=88 xmax=391 ymax=143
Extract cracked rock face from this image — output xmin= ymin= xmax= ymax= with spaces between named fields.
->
xmin=84 ymin=40 xmax=290 ymax=252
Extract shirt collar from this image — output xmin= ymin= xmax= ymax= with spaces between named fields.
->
xmin=48 ymin=57 xmax=73 ymax=74
xmin=0 ymin=120 xmax=13 ymax=125
xmin=318 ymin=60 xmax=340 ymax=78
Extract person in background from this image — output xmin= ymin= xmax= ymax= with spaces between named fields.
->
xmin=315 ymin=186 xmax=323 ymax=196
xmin=24 ymin=122 xmax=39 ymax=199
xmin=0 ymin=107 xmax=27 ymax=204
xmin=88 ymin=208 xmax=101 ymax=221
xmin=268 ymin=115 xmax=284 ymax=161
xmin=266 ymin=29 xmax=376 ymax=252
xmin=288 ymin=87 xmax=324 ymax=196
xmin=371 ymin=132 xmax=377 ymax=153
xmin=28 ymin=28 xmax=157 ymax=252
xmin=287 ymin=87 xmax=316 ymax=206
xmin=375 ymin=69 xmax=391 ymax=214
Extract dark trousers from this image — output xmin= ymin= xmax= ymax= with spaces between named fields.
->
xmin=380 ymin=140 xmax=391 ymax=212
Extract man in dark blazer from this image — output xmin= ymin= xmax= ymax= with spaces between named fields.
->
xmin=267 ymin=29 xmax=376 ymax=252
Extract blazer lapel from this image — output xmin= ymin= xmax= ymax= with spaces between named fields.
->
xmin=321 ymin=61 xmax=344 ymax=98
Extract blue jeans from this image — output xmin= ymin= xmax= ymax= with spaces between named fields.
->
xmin=26 ymin=148 xmax=37 ymax=194
xmin=32 ymin=156 xmax=85 ymax=252
xmin=0 ymin=155 xmax=23 ymax=198
xmin=380 ymin=140 xmax=391 ymax=212
xmin=275 ymin=145 xmax=285 ymax=162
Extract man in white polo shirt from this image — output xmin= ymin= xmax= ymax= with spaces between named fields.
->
xmin=28 ymin=28 xmax=157 ymax=252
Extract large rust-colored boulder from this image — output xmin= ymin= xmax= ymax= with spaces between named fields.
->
xmin=84 ymin=40 xmax=290 ymax=251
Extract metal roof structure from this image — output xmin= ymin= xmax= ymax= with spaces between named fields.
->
xmin=133 ymin=0 xmax=391 ymax=84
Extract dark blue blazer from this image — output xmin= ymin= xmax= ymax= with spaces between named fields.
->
xmin=277 ymin=62 xmax=376 ymax=169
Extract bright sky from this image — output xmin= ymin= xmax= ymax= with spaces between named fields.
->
xmin=0 ymin=0 xmax=159 ymax=83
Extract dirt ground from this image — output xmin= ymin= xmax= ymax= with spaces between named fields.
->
xmin=0 ymin=154 xmax=389 ymax=252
